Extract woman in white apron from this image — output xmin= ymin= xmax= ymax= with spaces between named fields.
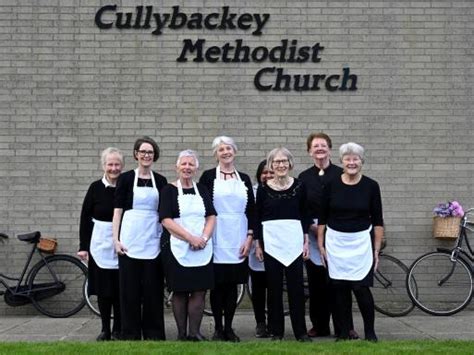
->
xmin=317 ymin=142 xmax=384 ymax=342
xmin=78 ymin=147 xmax=123 ymax=341
xmin=112 ymin=136 xmax=168 ymax=341
xmin=255 ymin=147 xmax=311 ymax=342
xmin=160 ymin=150 xmax=216 ymax=341
xmin=249 ymin=160 xmax=274 ymax=338
xmin=298 ymin=132 xmax=357 ymax=339
xmin=199 ymin=136 xmax=256 ymax=342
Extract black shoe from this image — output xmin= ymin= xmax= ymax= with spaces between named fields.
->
xmin=111 ymin=331 xmax=121 ymax=341
xmin=96 ymin=332 xmax=111 ymax=341
xmin=255 ymin=322 xmax=269 ymax=338
xmin=187 ymin=334 xmax=208 ymax=342
xmin=177 ymin=334 xmax=187 ymax=341
xmin=212 ymin=329 xmax=226 ymax=341
xmin=297 ymin=334 xmax=312 ymax=342
xmin=349 ymin=330 xmax=360 ymax=340
xmin=271 ymin=335 xmax=283 ymax=341
xmin=224 ymin=328 xmax=240 ymax=342
xmin=365 ymin=332 xmax=378 ymax=342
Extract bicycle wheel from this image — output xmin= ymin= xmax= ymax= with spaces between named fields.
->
xmin=407 ymin=251 xmax=473 ymax=316
xmin=372 ymin=254 xmax=415 ymax=317
xmin=29 ymin=255 xmax=88 ymax=318
xmin=203 ymin=283 xmax=245 ymax=316
xmin=83 ymin=278 xmax=101 ymax=317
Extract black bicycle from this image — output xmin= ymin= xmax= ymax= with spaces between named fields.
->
xmin=0 ymin=232 xmax=88 ymax=318
xmin=406 ymin=208 xmax=473 ymax=316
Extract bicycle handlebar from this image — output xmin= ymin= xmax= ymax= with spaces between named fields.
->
xmin=0 ymin=233 xmax=9 ymax=239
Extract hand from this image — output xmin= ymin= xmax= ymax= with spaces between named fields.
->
xmin=77 ymin=251 xmax=88 ymax=262
xmin=239 ymin=237 xmax=252 ymax=258
xmin=114 ymin=240 xmax=128 ymax=256
xmin=255 ymin=245 xmax=264 ymax=262
xmin=303 ymin=241 xmax=310 ymax=261
xmin=319 ymin=246 xmax=327 ymax=268
xmin=374 ymin=250 xmax=380 ymax=271
xmin=189 ymin=235 xmax=206 ymax=250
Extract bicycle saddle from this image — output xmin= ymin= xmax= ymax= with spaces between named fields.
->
xmin=17 ymin=231 xmax=41 ymax=243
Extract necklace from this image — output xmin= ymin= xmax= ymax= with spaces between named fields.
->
xmin=270 ymin=177 xmax=292 ymax=191
xmin=220 ymin=171 xmax=236 ymax=180
xmin=140 ymin=177 xmax=151 ymax=187
xmin=318 ymin=169 xmax=324 ymax=176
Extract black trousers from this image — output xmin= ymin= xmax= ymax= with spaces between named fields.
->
xmin=118 ymin=254 xmax=165 ymax=340
xmin=249 ymin=269 xmax=269 ymax=325
xmin=305 ymin=261 xmax=331 ymax=334
xmin=264 ymin=253 xmax=307 ymax=339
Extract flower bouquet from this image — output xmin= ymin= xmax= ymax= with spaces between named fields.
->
xmin=432 ymin=201 xmax=464 ymax=240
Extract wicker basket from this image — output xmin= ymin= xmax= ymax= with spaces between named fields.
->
xmin=433 ymin=216 xmax=461 ymax=240
xmin=37 ymin=237 xmax=58 ymax=253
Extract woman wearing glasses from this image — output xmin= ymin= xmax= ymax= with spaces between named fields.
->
xmin=112 ymin=136 xmax=168 ymax=340
xmin=255 ymin=147 xmax=311 ymax=342
xmin=199 ymin=136 xmax=256 ymax=342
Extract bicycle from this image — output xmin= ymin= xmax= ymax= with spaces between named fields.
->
xmin=0 ymin=231 xmax=88 ymax=318
xmin=372 ymin=240 xmax=417 ymax=317
xmin=406 ymin=208 xmax=474 ymax=316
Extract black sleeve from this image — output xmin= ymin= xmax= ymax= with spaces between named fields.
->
xmin=370 ymin=180 xmax=384 ymax=227
xmin=198 ymin=183 xmax=217 ymax=217
xmin=159 ymin=184 xmax=176 ymax=221
xmin=242 ymin=173 xmax=257 ymax=232
xmin=255 ymin=184 xmax=265 ymax=241
xmin=154 ymin=172 xmax=168 ymax=212
xmin=319 ymin=180 xmax=331 ymax=226
xmin=114 ymin=171 xmax=132 ymax=209
xmin=299 ymin=181 xmax=312 ymax=233
xmin=79 ymin=183 xmax=95 ymax=252
xmin=198 ymin=169 xmax=215 ymax=201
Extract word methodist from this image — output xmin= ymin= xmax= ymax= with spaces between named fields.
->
xmin=95 ymin=5 xmax=358 ymax=92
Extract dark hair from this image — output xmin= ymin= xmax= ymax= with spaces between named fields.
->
xmin=133 ymin=136 xmax=160 ymax=162
xmin=255 ymin=159 xmax=267 ymax=184
xmin=306 ymin=132 xmax=332 ymax=151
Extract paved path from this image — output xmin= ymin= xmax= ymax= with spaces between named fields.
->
xmin=0 ymin=310 xmax=473 ymax=342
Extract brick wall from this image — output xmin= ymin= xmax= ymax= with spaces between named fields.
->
xmin=1 ymin=0 xmax=473 ymax=315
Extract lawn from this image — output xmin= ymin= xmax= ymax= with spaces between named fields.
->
xmin=0 ymin=340 xmax=473 ymax=354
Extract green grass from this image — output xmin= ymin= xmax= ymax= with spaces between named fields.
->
xmin=0 ymin=340 xmax=473 ymax=354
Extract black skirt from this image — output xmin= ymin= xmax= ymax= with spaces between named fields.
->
xmin=87 ymin=255 xmax=120 ymax=298
xmin=162 ymin=244 xmax=214 ymax=293
xmin=329 ymin=267 xmax=374 ymax=287
xmin=214 ymin=260 xmax=248 ymax=285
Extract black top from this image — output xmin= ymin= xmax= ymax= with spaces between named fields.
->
xmin=159 ymin=183 xmax=217 ymax=221
xmin=198 ymin=168 xmax=256 ymax=231
xmin=79 ymin=179 xmax=115 ymax=252
xmin=255 ymin=178 xmax=312 ymax=240
xmin=114 ymin=169 xmax=168 ymax=211
xmin=298 ymin=163 xmax=343 ymax=220
xmin=319 ymin=175 xmax=384 ymax=233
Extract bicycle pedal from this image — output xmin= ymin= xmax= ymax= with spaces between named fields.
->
xmin=0 ymin=291 xmax=4 ymax=296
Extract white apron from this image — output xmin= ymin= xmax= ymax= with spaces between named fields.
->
xmin=325 ymin=226 xmax=373 ymax=281
xmin=262 ymin=219 xmax=304 ymax=267
xmin=212 ymin=166 xmax=248 ymax=264
xmin=308 ymin=219 xmax=322 ymax=266
xmin=119 ymin=169 xmax=161 ymax=259
xmin=90 ymin=219 xmax=118 ymax=269
xmin=170 ymin=180 xmax=213 ymax=267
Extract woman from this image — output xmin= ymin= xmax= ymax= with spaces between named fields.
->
xmin=249 ymin=160 xmax=274 ymax=338
xmin=199 ymin=136 xmax=256 ymax=342
xmin=255 ymin=147 xmax=311 ymax=342
xmin=78 ymin=147 xmax=123 ymax=341
xmin=112 ymin=136 xmax=168 ymax=340
xmin=160 ymin=150 xmax=216 ymax=341
xmin=318 ymin=142 xmax=383 ymax=342
xmin=298 ymin=133 xmax=356 ymax=339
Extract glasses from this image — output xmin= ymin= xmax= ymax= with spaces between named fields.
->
xmin=272 ymin=159 xmax=289 ymax=166
xmin=137 ymin=150 xmax=154 ymax=157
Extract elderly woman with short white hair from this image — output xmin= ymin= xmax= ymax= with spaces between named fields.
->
xmin=199 ymin=136 xmax=256 ymax=342
xmin=317 ymin=142 xmax=384 ymax=342
xmin=160 ymin=150 xmax=217 ymax=341
xmin=255 ymin=147 xmax=311 ymax=342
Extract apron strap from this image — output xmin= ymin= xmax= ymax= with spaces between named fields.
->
xmin=177 ymin=180 xmax=201 ymax=198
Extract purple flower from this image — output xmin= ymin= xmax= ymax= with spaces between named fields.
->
xmin=433 ymin=201 xmax=464 ymax=217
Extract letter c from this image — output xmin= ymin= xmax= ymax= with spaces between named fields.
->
xmin=254 ymin=67 xmax=275 ymax=91
xmin=95 ymin=5 xmax=116 ymax=29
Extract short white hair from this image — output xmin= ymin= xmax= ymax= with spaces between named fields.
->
xmin=176 ymin=149 xmax=199 ymax=168
xmin=101 ymin=147 xmax=124 ymax=166
xmin=212 ymin=136 xmax=238 ymax=156
xmin=339 ymin=142 xmax=365 ymax=163
xmin=266 ymin=147 xmax=295 ymax=170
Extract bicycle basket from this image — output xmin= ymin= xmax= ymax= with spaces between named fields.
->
xmin=37 ymin=237 xmax=58 ymax=253
xmin=432 ymin=216 xmax=461 ymax=240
